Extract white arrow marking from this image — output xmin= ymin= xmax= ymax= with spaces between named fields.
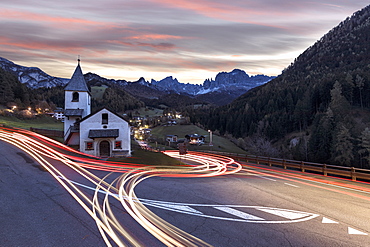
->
xmin=256 ymin=207 xmax=312 ymax=220
xmin=214 ymin=206 xmax=264 ymax=221
xmin=322 ymin=217 xmax=338 ymax=224
xmin=348 ymin=227 xmax=368 ymax=235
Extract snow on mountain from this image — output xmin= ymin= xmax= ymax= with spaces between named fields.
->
xmin=0 ymin=57 xmax=67 ymax=88
xmin=0 ymin=57 xmax=275 ymax=96
xmin=151 ymin=69 xmax=274 ymax=95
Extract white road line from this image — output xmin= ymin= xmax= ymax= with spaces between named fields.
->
xmin=257 ymin=175 xmax=277 ymax=181
xmin=284 ymin=183 xmax=299 ymax=188
xmin=214 ymin=206 xmax=264 ymax=221
xmin=348 ymin=227 xmax=368 ymax=235
xmin=62 ymin=177 xmax=320 ymax=224
xmin=146 ymin=203 xmax=204 ymax=215
xmin=256 ymin=207 xmax=313 ymax=220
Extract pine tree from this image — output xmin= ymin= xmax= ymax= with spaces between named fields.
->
xmin=329 ymin=81 xmax=351 ymax=122
xmin=359 ymin=128 xmax=370 ymax=168
xmin=333 ymin=123 xmax=353 ymax=166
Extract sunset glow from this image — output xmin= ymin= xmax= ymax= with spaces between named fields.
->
xmin=0 ymin=1 xmax=368 ymax=84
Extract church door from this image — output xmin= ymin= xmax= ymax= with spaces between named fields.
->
xmin=99 ymin=140 xmax=110 ymax=157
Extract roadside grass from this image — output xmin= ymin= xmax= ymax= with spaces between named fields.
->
xmin=150 ymin=124 xmax=247 ymax=154
xmin=0 ymin=115 xmax=63 ymax=130
xmin=109 ymin=143 xmax=183 ymax=167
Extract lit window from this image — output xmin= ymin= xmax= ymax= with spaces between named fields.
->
xmin=115 ymin=141 xmax=122 ymax=149
xmin=86 ymin=142 xmax=94 ymax=150
xmin=102 ymin=113 xmax=108 ymax=124
xmin=72 ymin=92 xmax=79 ymax=102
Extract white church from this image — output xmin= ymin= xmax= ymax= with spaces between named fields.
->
xmin=63 ymin=60 xmax=131 ymax=157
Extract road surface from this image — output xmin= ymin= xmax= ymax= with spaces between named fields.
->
xmin=1 ymin=128 xmax=369 ymax=246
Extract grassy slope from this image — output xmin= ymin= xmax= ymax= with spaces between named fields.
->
xmin=111 ymin=148 xmax=184 ymax=166
xmin=135 ymin=107 xmax=164 ymax=117
xmin=0 ymin=115 xmax=63 ymax=130
xmin=151 ymin=124 xmax=246 ymax=154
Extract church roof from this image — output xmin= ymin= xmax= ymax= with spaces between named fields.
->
xmin=88 ymin=129 xmax=119 ymax=139
xmin=64 ymin=62 xmax=90 ymax=93
xmin=64 ymin=109 xmax=84 ymax=116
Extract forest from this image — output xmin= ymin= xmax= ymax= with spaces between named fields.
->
xmin=189 ymin=6 xmax=370 ymax=168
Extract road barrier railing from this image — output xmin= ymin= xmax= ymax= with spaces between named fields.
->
xmin=202 ymin=151 xmax=370 ymax=182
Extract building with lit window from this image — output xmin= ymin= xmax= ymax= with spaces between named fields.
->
xmin=63 ymin=59 xmax=131 ymax=157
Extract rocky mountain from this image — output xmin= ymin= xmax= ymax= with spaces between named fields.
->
xmin=0 ymin=57 xmax=68 ymax=88
xmin=0 ymin=57 xmax=273 ymax=105
xmin=194 ymin=4 xmax=370 ymax=167
xmin=150 ymin=69 xmax=274 ymax=96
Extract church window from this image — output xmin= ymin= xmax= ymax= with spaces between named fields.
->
xmin=115 ymin=141 xmax=122 ymax=149
xmin=86 ymin=142 xmax=94 ymax=150
xmin=72 ymin=92 xmax=79 ymax=102
xmin=102 ymin=113 xmax=108 ymax=124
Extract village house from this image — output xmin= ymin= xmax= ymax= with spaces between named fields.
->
xmin=63 ymin=59 xmax=131 ymax=157
xmin=185 ymin=134 xmax=205 ymax=145
xmin=166 ymin=135 xmax=178 ymax=143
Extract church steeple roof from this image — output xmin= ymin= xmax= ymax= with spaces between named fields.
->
xmin=64 ymin=59 xmax=90 ymax=92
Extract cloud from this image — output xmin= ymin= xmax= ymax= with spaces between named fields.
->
xmin=0 ymin=0 xmax=369 ymax=84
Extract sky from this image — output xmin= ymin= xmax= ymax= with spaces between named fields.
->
xmin=0 ymin=1 xmax=369 ymax=85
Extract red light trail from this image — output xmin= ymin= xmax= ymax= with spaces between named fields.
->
xmin=0 ymin=126 xmax=242 ymax=246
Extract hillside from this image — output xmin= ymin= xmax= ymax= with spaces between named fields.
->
xmin=194 ymin=5 xmax=370 ymax=167
xmin=150 ymin=124 xmax=246 ymax=153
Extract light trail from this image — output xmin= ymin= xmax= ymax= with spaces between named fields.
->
xmin=0 ymin=126 xmax=242 ymax=246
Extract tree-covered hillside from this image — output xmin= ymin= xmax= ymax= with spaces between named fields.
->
xmin=192 ymin=5 xmax=370 ymax=168
xmin=0 ymin=67 xmax=145 ymax=114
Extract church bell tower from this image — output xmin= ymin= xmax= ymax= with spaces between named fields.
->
xmin=63 ymin=58 xmax=91 ymax=143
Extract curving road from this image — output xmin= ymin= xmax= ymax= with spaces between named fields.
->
xmin=1 ymin=126 xmax=370 ymax=246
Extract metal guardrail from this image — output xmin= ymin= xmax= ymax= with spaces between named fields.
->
xmin=203 ymin=151 xmax=370 ymax=182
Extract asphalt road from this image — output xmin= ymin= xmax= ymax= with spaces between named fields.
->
xmin=0 ymin=140 xmax=109 ymax=246
xmin=135 ymin=168 xmax=370 ymax=247
xmin=1 ymin=139 xmax=370 ymax=246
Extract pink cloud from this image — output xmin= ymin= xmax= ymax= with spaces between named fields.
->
xmin=127 ymin=34 xmax=184 ymax=41
xmin=0 ymin=8 xmax=101 ymax=26
xmin=147 ymin=0 xmax=288 ymax=29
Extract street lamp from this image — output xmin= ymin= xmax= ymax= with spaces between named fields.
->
xmin=208 ymin=130 xmax=213 ymax=146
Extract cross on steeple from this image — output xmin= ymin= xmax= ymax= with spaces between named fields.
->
xmin=78 ymin=55 xmax=81 ymax=65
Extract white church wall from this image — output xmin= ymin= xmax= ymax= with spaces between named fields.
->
xmin=79 ymin=108 xmax=131 ymax=157
xmin=64 ymin=91 xmax=91 ymax=117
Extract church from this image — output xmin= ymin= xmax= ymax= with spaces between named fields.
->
xmin=63 ymin=59 xmax=131 ymax=157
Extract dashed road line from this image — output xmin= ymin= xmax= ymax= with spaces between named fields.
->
xmin=284 ymin=183 xmax=299 ymax=188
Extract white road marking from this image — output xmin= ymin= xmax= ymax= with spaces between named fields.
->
xmin=256 ymin=207 xmax=313 ymax=220
xmin=284 ymin=183 xmax=299 ymax=188
xmin=63 ymin=177 xmax=319 ymax=224
xmin=348 ymin=227 xmax=368 ymax=235
xmin=322 ymin=217 xmax=338 ymax=224
xmin=257 ymin=175 xmax=277 ymax=181
xmin=214 ymin=206 xmax=264 ymax=221
xmin=145 ymin=202 xmax=204 ymax=215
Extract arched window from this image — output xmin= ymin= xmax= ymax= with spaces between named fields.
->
xmin=72 ymin=92 xmax=79 ymax=102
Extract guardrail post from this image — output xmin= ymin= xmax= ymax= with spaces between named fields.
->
xmin=351 ymin=167 xmax=356 ymax=181
xmin=256 ymin=156 xmax=259 ymax=165
xmin=268 ymin=157 xmax=272 ymax=167
xmin=283 ymin=159 xmax=286 ymax=169
xmin=300 ymin=161 xmax=305 ymax=172
xmin=323 ymin=164 xmax=327 ymax=176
